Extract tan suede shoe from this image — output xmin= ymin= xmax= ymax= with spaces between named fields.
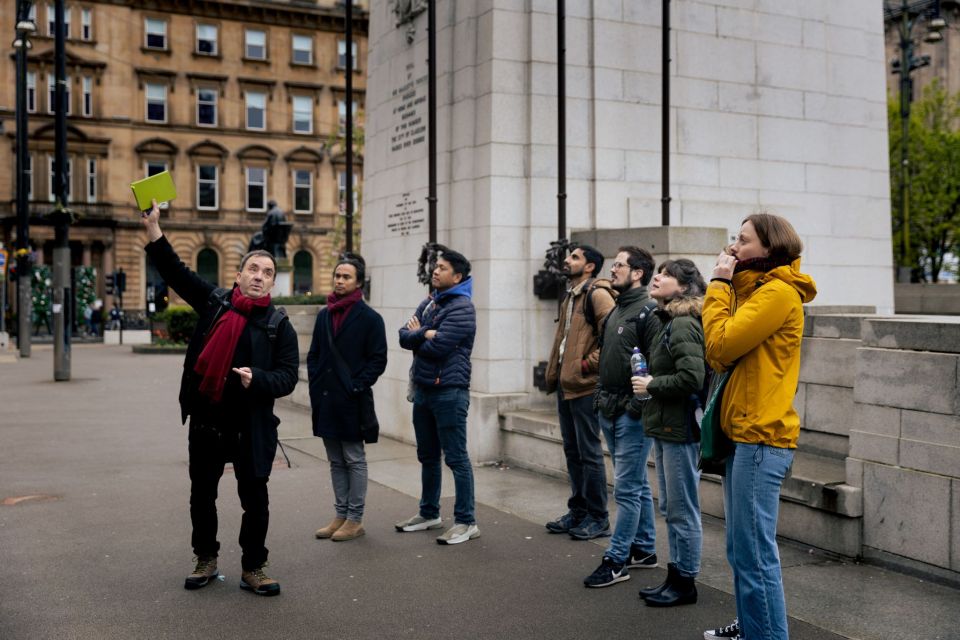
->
xmin=331 ymin=520 xmax=365 ymax=541
xmin=315 ymin=517 xmax=346 ymax=539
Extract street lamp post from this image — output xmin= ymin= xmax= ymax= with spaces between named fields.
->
xmin=52 ymin=0 xmax=71 ymax=381
xmin=886 ymin=0 xmax=946 ymax=282
xmin=14 ymin=0 xmax=35 ymax=358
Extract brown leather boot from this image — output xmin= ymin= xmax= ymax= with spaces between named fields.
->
xmin=315 ymin=517 xmax=346 ymax=539
xmin=331 ymin=519 xmax=365 ymax=541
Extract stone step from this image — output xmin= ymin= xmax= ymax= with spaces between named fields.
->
xmin=500 ymin=409 xmax=863 ymax=557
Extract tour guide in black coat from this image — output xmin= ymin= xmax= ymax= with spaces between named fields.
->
xmin=141 ymin=200 xmax=299 ymax=597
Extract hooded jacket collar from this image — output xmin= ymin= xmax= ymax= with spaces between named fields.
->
xmin=433 ymin=275 xmax=473 ymax=302
xmin=732 ymin=257 xmax=817 ymax=303
xmin=615 ymin=285 xmax=648 ymax=307
xmin=656 ymin=295 xmax=703 ymax=320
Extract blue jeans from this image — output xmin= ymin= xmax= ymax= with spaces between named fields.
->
xmin=654 ymin=439 xmax=702 ymax=578
xmin=412 ymin=386 xmax=475 ymax=525
xmin=599 ymin=411 xmax=655 ymax=564
xmin=557 ymin=390 xmax=608 ymax=521
xmin=723 ymin=443 xmax=794 ymax=640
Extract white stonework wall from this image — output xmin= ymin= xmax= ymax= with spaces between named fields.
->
xmin=363 ymin=0 xmax=895 ymax=452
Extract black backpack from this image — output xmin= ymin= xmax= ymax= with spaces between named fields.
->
xmin=207 ymin=287 xmax=288 ymax=343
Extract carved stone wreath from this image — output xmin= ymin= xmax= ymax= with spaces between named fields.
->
xmin=393 ymin=0 xmax=428 ymax=43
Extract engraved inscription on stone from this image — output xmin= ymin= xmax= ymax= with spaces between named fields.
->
xmin=388 ymin=191 xmax=426 ymax=236
xmin=391 ymin=62 xmax=428 ymax=153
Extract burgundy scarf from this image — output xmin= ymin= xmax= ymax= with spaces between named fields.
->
xmin=327 ymin=288 xmax=363 ymax=335
xmin=194 ymin=287 xmax=271 ymax=403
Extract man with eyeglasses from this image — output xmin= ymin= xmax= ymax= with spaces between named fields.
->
xmin=583 ymin=245 xmax=661 ymax=589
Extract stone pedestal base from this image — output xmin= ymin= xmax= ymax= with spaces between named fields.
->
xmin=103 ymin=329 xmax=152 ymax=345
xmin=274 ymin=270 xmax=293 ymax=297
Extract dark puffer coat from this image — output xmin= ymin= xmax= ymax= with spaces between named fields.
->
xmin=144 ymin=235 xmax=300 ymax=477
xmin=642 ymin=296 xmax=706 ymax=443
xmin=307 ymin=300 xmax=388 ymax=441
xmin=398 ymin=277 xmax=476 ymax=389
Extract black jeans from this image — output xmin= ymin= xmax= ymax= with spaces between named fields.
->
xmin=188 ymin=421 xmax=269 ymax=572
xmin=557 ymin=388 xmax=608 ymax=521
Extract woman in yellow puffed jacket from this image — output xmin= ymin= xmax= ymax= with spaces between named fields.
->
xmin=700 ymin=213 xmax=816 ymax=640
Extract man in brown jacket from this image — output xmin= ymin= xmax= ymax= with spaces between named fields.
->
xmin=544 ymin=245 xmax=616 ymax=540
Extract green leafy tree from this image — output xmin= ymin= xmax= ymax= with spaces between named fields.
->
xmin=31 ymin=265 xmax=52 ymax=333
xmin=74 ymin=266 xmax=97 ymax=323
xmin=889 ymin=80 xmax=960 ymax=281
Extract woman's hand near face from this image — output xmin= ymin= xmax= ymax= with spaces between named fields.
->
xmin=713 ymin=251 xmax=737 ymax=280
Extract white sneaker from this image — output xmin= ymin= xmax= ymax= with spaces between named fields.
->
xmin=395 ymin=514 xmax=443 ymax=532
xmin=436 ymin=523 xmax=480 ymax=545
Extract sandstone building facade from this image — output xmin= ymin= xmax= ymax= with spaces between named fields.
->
xmin=0 ymin=0 xmax=367 ymax=317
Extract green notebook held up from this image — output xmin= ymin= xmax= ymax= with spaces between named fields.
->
xmin=130 ymin=170 xmax=177 ymax=212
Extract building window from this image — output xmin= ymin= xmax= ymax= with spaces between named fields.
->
xmin=24 ymin=154 xmax=33 ymax=201
xmin=80 ymin=7 xmax=92 ymax=40
xmin=196 ymin=24 xmax=218 ymax=55
xmin=292 ymin=95 xmax=312 ymax=134
xmin=197 ymin=88 xmax=217 ymax=126
xmin=47 ymin=4 xmax=70 ymax=37
xmin=293 ymin=169 xmax=312 ymax=213
xmin=48 ymin=156 xmax=72 ymax=202
xmin=145 ymin=83 xmax=166 ymax=123
xmin=197 ymin=164 xmax=218 ymax=210
xmin=26 ymin=71 xmax=36 ymax=113
xmin=28 ymin=3 xmax=36 ymax=22
xmin=292 ymin=34 xmax=313 ymax=65
xmin=47 ymin=74 xmax=71 ymax=115
xmin=338 ymin=99 xmax=358 ymax=133
xmin=146 ymin=161 xmax=169 ymax=208
xmin=197 ymin=248 xmax=219 ymax=286
xmin=82 ymin=76 xmax=92 ymax=117
xmin=293 ymin=250 xmax=313 ymax=294
xmin=338 ymin=171 xmax=359 ymax=212
xmin=337 ymin=39 xmax=358 ymax=69
xmin=245 ymin=91 xmax=266 ymax=130
xmin=145 ymin=18 xmax=166 ymax=50
xmin=246 ymin=167 xmax=267 ymax=211
xmin=245 ymin=29 xmax=266 ymax=60
xmin=86 ymin=158 xmax=97 ymax=203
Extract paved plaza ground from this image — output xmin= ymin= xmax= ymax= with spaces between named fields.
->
xmin=1 ymin=344 xmax=958 ymax=639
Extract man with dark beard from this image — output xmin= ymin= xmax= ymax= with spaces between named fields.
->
xmin=544 ymin=245 xmax=615 ymax=540
xmin=583 ymin=246 xmax=661 ymax=589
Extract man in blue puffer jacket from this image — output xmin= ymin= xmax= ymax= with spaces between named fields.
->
xmin=396 ymin=249 xmax=479 ymax=545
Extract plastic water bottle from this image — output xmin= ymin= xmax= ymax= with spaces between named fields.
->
xmin=630 ymin=347 xmax=651 ymax=400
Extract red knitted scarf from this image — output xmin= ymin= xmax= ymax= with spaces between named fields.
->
xmin=194 ymin=287 xmax=271 ymax=403
xmin=327 ymin=288 xmax=363 ymax=335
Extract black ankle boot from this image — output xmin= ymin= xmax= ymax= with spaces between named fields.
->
xmin=639 ymin=562 xmax=676 ymax=599
xmin=643 ymin=572 xmax=697 ymax=607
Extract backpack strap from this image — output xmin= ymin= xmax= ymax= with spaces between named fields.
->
xmin=632 ymin=299 xmax=660 ymax=358
xmin=265 ymin=306 xmax=287 ymax=343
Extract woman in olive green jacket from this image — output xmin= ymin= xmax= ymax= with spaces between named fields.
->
xmin=632 ymin=258 xmax=706 ymax=608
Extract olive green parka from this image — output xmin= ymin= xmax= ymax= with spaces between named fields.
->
xmin=642 ymin=296 xmax=706 ymax=443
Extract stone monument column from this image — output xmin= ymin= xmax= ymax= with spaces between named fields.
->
xmin=363 ymin=0 xmax=895 ymax=460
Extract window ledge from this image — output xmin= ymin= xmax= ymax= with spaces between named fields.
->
xmin=192 ymin=52 xmax=222 ymax=60
xmin=141 ymin=46 xmax=171 ymax=55
xmin=243 ymin=56 xmax=270 ymax=65
xmin=290 ymin=62 xmax=317 ymax=69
